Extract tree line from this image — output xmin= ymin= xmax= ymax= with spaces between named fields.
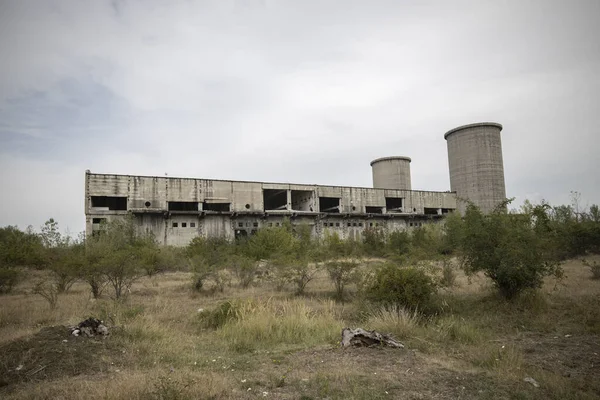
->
xmin=1 ymin=196 xmax=599 ymax=307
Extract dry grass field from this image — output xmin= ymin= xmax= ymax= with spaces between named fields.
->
xmin=1 ymin=256 xmax=599 ymax=399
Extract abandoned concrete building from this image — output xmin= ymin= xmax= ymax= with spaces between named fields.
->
xmin=85 ymin=122 xmax=506 ymax=246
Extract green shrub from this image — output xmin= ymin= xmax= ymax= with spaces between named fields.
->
xmin=362 ymin=228 xmax=386 ymax=256
xmin=460 ymin=202 xmax=562 ymax=299
xmin=0 ymin=267 xmax=20 ymax=294
xmin=326 ymin=260 xmax=360 ymax=301
xmin=198 ymin=301 xmax=242 ymax=329
xmin=229 ymin=254 xmax=258 ymax=288
xmin=364 ymin=263 xmax=436 ymax=312
xmin=582 ymin=259 xmax=600 ymax=279
xmin=386 ymin=230 xmax=411 ymax=256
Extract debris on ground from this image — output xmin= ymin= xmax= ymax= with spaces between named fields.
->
xmin=69 ymin=318 xmax=109 ymax=337
xmin=341 ymin=328 xmax=404 ymax=348
xmin=523 ymin=377 xmax=540 ymax=388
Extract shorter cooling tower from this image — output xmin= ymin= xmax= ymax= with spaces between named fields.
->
xmin=370 ymin=156 xmax=412 ymax=190
xmin=444 ymin=122 xmax=506 ymax=214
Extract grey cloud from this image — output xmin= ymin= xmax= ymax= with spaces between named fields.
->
xmin=0 ymin=0 xmax=599 ymax=233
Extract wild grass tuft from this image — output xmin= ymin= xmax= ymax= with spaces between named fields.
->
xmin=365 ymin=305 xmax=420 ymax=340
xmin=218 ymin=298 xmax=342 ymax=351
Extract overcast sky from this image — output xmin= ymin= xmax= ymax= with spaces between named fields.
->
xmin=1 ymin=0 xmax=599 ymax=234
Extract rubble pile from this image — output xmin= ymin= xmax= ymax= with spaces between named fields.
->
xmin=70 ymin=318 xmax=109 ymax=337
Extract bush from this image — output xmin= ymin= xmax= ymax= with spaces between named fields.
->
xmin=229 ymin=254 xmax=258 ymax=288
xmin=326 ymin=260 xmax=360 ymax=301
xmin=0 ymin=267 xmax=20 ymax=294
xmin=582 ymin=259 xmax=600 ymax=279
xmin=364 ymin=263 xmax=436 ymax=312
xmin=362 ymin=228 xmax=386 ymax=256
xmin=458 ymin=202 xmax=562 ymax=299
xmin=198 ymin=301 xmax=242 ymax=329
xmin=386 ymin=230 xmax=411 ymax=256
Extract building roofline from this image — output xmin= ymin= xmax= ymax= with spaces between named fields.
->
xmin=85 ymin=171 xmax=455 ymax=195
xmin=370 ymin=156 xmax=411 ymax=166
xmin=444 ymin=122 xmax=503 ymax=140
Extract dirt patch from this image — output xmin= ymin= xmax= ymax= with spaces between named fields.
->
xmin=514 ymin=332 xmax=600 ymax=393
xmin=245 ymin=346 xmax=519 ymax=400
xmin=0 ymin=325 xmax=124 ymax=393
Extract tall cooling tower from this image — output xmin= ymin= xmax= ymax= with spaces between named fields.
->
xmin=444 ymin=122 xmax=506 ymax=214
xmin=370 ymin=156 xmax=412 ymax=190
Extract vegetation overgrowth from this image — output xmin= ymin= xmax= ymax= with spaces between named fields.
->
xmin=1 ymin=196 xmax=599 ymax=398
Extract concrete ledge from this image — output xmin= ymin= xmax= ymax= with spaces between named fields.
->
xmin=444 ymin=122 xmax=503 ymax=140
xmin=370 ymin=156 xmax=412 ymax=166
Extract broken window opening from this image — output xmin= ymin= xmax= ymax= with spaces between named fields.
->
xmin=172 ymin=222 xmax=178 ymax=228
xmin=182 ymin=222 xmax=187 ymax=228
xmin=92 ymin=218 xmax=106 ymax=224
xmin=238 ymin=222 xmax=244 ymax=228
xmin=190 ymin=222 xmax=196 ymax=228
xmin=319 ymin=197 xmax=340 ymax=213
xmin=203 ymin=202 xmax=230 ymax=212
xmin=91 ymin=196 xmax=127 ymax=211
xmin=235 ymin=230 xmax=248 ymax=240
xmin=385 ymin=197 xmax=404 ymax=213
xmin=168 ymin=201 xmax=199 ymax=212
xmin=253 ymin=222 xmax=259 ymax=227
xmin=263 ymin=189 xmax=288 ymax=211
xmin=365 ymin=206 xmax=384 ymax=214
xmin=291 ymin=190 xmax=314 ymax=211
xmin=335 ymin=222 xmax=340 ymax=227
xmin=441 ymin=208 xmax=454 ymax=214
xmin=424 ymin=208 xmax=440 ymax=215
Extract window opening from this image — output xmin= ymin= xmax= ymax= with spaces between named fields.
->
xmin=91 ymin=196 xmax=127 ymax=210
xmin=172 ymin=222 xmax=178 ymax=228
xmin=203 ymin=202 xmax=230 ymax=212
xmin=168 ymin=201 xmax=198 ymax=212
xmin=190 ymin=222 xmax=196 ymax=228
xmin=263 ymin=189 xmax=287 ymax=211
xmin=365 ymin=206 xmax=384 ymax=214
xmin=319 ymin=197 xmax=340 ymax=213
xmin=291 ymin=190 xmax=314 ymax=211
xmin=385 ymin=197 xmax=403 ymax=213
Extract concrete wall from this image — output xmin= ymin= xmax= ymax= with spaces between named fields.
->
xmin=85 ymin=171 xmax=457 ymax=246
xmin=445 ymin=122 xmax=506 ymax=214
xmin=371 ymin=156 xmax=412 ymax=190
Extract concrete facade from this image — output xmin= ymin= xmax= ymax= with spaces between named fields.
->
xmin=85 ymin=172 xmax=456 ymax=246
xmin=85 ymin=121 xmax=508 ymax=245
xmin=445 ymin=122 xmax=506 ymax=214
xmin=370 ymin=156 xmax=412 ymax=190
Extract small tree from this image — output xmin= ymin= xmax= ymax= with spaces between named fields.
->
xmin=459 ymin=202 xmax=562 ymax=299
xmin=84 ymin=216 xmax=150 ymax=299
xmin=326 ymin=260 xmax=360 ymax=301
xmin=365 ymin=262 xmax=436 ymax=312
xmin=0 ymin=225 xmax=45 ymax=293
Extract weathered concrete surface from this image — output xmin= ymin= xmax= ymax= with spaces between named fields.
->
xmin=85 ymin=172 xmax=457 ymax=246
xmin=371 ymin=156 xmax=412 ymax=190
xmin=445 ymin=122 xmax=506 ymax=214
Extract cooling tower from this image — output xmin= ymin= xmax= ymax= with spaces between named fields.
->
xmin=444 ymin=122 xmax=506 ymax=214
xmin=370 ymin=156 xmax=412 ymax=190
